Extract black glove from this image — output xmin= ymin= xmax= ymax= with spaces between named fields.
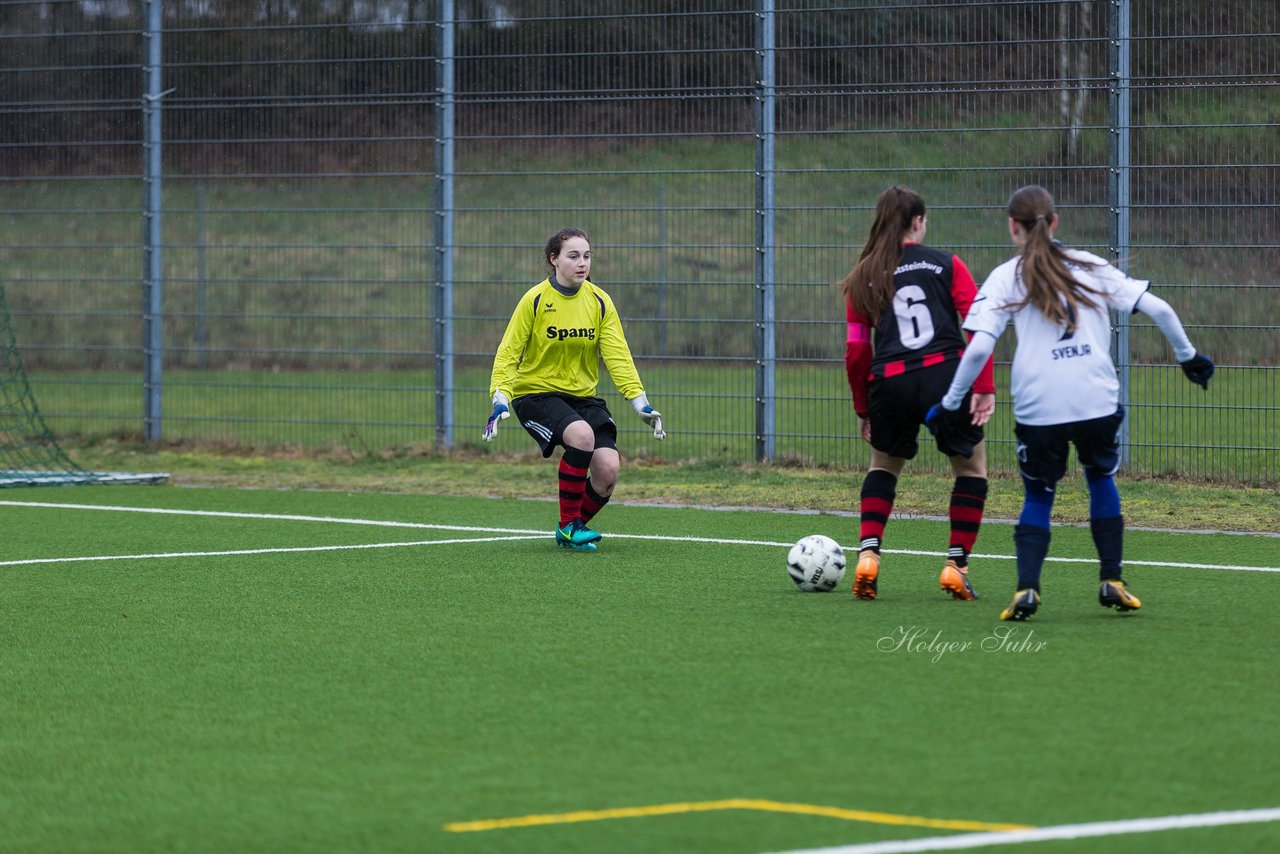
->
xmin=924 ymin=403 xmax=966 ymax=437
xmin=925 ymin=403 xmax=977 ymax=459
xmin=1180 ymin=353 xmax=1215 ymax=390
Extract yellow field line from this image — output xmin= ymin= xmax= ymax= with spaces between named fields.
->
xmin=445 ymin=798 xmax=1033 ymax=833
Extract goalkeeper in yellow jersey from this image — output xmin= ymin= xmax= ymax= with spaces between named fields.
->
xmin=484 ymin=227 xmax=666 ymax=551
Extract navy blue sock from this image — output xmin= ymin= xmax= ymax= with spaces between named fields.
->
xmin=1084 ymin=467 xmax=1122 ymax=518
xmin=1013 ymin=475 xmax=1056 ymax=592
xmin=1013 ymin=524 xmax=1051 ymax=592
xmin=1018 ymin=474 xmax=1055 ymax=529
xmin=1091 ymin=516 xmax=1125 ymax=581
xmin=1083 ymin=468 xmax=1124 ymax=581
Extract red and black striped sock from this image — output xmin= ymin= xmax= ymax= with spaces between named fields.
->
xmin=558 ymin=446 xmax=594 ymax=527
xmin=947 ymin=476 xmax=988 ymax=568
xmin=580 ymin=479 xmax=610 ymax=524
xmin=859 ymin=469 xmax=897 ymax=554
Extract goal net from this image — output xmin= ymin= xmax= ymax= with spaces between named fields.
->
xmin=0 ymin=282 xmax=167 ymax=487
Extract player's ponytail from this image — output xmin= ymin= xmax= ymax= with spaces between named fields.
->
xmin=1006 ymin=185 xmax=1100 ymax=334
xmin=840 ymin=185 xmax=925 ymax=324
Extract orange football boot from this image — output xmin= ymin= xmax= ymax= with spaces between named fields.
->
xmin=939 ymin=559 xmax=979 ymax=600
xmin=852 ymin=550 xmax=880 ymax=600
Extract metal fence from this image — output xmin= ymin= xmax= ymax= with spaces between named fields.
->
xmin=1 ymin=1 xmax=1277 ymax=482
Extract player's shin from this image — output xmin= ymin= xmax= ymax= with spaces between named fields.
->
xmin=580 ymin=480 xmax=610 ymax=524
xmin=1013 ymin=524 xmax=1051 ymax=592
xmin=858 ymin=469 xmax=897 ymax=555
xmin=1090 ymin=516 xmax=1125 ymax=582
xmin=947 ymin=476 xmax=988 ymax=567
xmin=558 ymin=446 xmax=594 ymax=526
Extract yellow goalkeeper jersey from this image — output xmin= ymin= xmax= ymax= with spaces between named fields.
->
xmin=489 ymin=278 xmax=645 ymax=402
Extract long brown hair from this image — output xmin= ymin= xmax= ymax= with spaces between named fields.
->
xmin=840 ymin=185 xmax=926 ymax=324
xmin=1005 ymin=185 xmax=1100 ymax=334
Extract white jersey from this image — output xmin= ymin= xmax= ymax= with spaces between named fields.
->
xmin=963 ymin=248 xmax=1148 ymax=426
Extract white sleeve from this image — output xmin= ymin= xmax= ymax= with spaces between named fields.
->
xmin=1135 ymin=292 xmax=1196 ymax=362
xmin=963 ymin=262 xmax=1016 ymax=340
xmin=1085 ymin=259 xmax=1150 ymax=314
xmin=941 ymin=332 xmax=998 ymax=411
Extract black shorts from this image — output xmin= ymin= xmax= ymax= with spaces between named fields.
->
xmin=867 ymin=361 xmax=984 ymax=460
xmin=512 ymin=392 xmax=618 ymax=458
xmin=1014 ymin=405 xmax=1125 ymax=487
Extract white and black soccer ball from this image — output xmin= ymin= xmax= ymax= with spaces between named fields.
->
xmin=786 ymin=534 xmax=847 ymax=592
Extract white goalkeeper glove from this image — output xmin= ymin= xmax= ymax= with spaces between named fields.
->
xmin=629 ymin=393 xmax=666 ymax=440
xmin=482 ymin=391 xmax=510 ymax=442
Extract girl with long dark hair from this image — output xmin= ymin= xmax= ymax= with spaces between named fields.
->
xmin=931 ymin=185 xmax=1214 ymax=619
xmin=841 ymin=185 xmax=997 ymax=601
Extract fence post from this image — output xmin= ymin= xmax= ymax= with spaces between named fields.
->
xmin=1108 ymin=0 xmax=1132 ymax=464
xmin=434 ymin=0 xmax=456 ymax=449
xmin=754 ymin=0 xmax=777 ymax=462
xmin=657 ymin=185 xmax=668 ymax=356
xmin=142 ymin=0 xmax=165 ymax=441
xmin=197 ymin=184 xmax=207 ymax=369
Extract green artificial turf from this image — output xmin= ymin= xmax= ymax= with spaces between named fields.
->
xmin=2 ymin=487 xmax=1277 ymax=852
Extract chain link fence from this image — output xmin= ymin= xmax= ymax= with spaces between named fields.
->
xmin=1 ymin=1 xmax=1276 ymax=482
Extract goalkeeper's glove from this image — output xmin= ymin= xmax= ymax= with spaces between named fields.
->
xmin=1180 ymin=352 xmax=1214 ymax=389
xmin=482 ymin=391 xmax=510 ymax=442
xmin=629 ymin=393 xmax=666 ymax=440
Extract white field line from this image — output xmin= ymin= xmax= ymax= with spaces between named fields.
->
xmin=765 ymin=807 xmax=1280 ymax=854
xmin=0 ymin=536 xmax=548 ymax=567
xmin=1 ymin=499 xmax=1277 ymax=573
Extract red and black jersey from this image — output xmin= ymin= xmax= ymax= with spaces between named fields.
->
xmin=844 ymin=243 xmax=994 ymax=416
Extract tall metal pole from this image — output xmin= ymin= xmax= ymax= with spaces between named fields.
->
xmin=1108 ymin=0 xmax=1132 ymax=463
xmin=434 ymin=0 xmax=456 ymax=448
xmin=142 ymin=0 xmax=165 ymax=441
xmin=196 ymin=183 xmax=207 ymax=368
xmin=754 ymin=0 xmax=777 ymax=461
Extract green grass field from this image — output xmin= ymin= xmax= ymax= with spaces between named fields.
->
xmin=3 ymin=485 xmax=1277 ymax=852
